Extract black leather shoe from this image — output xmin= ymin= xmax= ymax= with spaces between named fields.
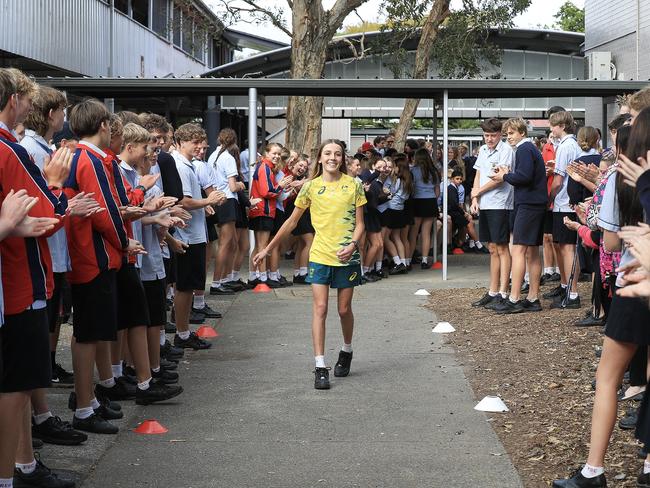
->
xmin=161 ymin=340 xmax=184 ymax=361
xmin=293 ymin=274 xmax=309 ymax=285
xmin=32 ymin=416 xmax=88 ymax=446
xmin=95 ymin=380 xmax=135 ymax=401
xmin=14 ymin=456 xmax=75 ymax=488
xmin=189 ymin=310 xmax=206 ymax=324
xmin=521 ymin=282 xmax=530 ymax=293
xmin=68 ymin=391 xmax=121 ymax=412
xmin=164 ymin=321 xmax=176 ymax=333
xmin=209 ymin=285 xmax=235 ymax=295
xmin=543 ymin=285 xmax=565 ymax=299
xmin=484 ymin=295 xmax=506 ymax=310
xmin=160 ymin=357 xmax=178 ymax=371
xmin=522 ymin=299 xmax=542 ymax=312
xmin=552 ymin=469 xmax=606 ymax=487
xmin=94 ymin=403 xmax=123 ymax=420
xmin=472 ymin=292 xmax=497 ymax=307
xmin=72 ymin=413 xmax=118 ymax=434
xmin=314 ymin=367 xmax=331 ymax=390
xmin=152 ymin=368 xmax=179 ymax=384
xmin=575 ymin=312 xmax=604 ymax=327
xmin=619 ymin=406 xmax=639 ymax=430
xmin=135 ymin=381 xmax=183 ymax=406
xmin=551 ymin=296 xmax=581 ymax=309
xmin=174 ymin=331 xmax=212 ymax=350
xmin=32 ymin=438 xmax=44 ymax=449
xmin=192 ymin=304 xmax=222 ymax=318
xmin=494 ymin=299 xmax=526 ymax=314
xmin=548 ymin=272 xmax=561 ymax=282
xmin=637 ymin=471 xmax=650 ymax=487
xmin=265 ymin=279 xmax=283 ymax=289
xmin=334 ymin=350 xmax=353 ymax=377
xmin=223 ymin=280 xmax=246 ymax=292
xmin=388 ymin=263 xmax=407 ymax=275
xmin=540 ymin=273 xmax=553 ymax=285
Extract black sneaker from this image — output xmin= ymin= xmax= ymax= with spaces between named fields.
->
xmin=221 ymin=281 xmax=245 ymax=292
xmin=420 ymin=261 xmax=432 ymax=270
xmin=637 ymin=471 xmax=650 ymax=487
xmin=543 ymin=285 xmax=565 ymax=300
xmin=14 ymin=456 xmax=75 ymax=488
xmin=135 ymin=381 xmax=183 ymax=406
xmin=521 ymin=282 xmax=530 ymax=293
xmin=32 ymin=438 xmax=44 ymax=449
xmin=494 ymin=299 xmax=526 ymax=314
xmin=552 ymin=468 xmax=606 ymax=487
xmin=619 ymin=406 xmax=639 ymax=430
xmin=314 ymin=367 xmax=331 ymax=390
xmin=160 ymin=357 xmax=178 ymax=371
xmin=192 ymin=304 xmax=222 ymax=318
xmin=471 ymin=292 xmax=497 ymax=307
xmin=72 ymin=413 xmax=118 ymax=435
xmin=278 ymin=275 xmax=293 ymax=287
xmin=94 ymin=403 xmax=123 ymax=420
xmin=209 ymin=285 xmax=235 ymax=295
xmin=264 ymin=279 xmax=282 ymax=289
xmin=189 ymin=310 xmax=206 ymax=324
xmin=32 ymin=416 xmax=88 ymax=446
xmin=522 ymin=299 xmax=542 ymax=312
xmin=550 ymin=295 xmax=581 ymax=309
xmin=51 ymin=364 xmax=74 ymax=385
xmin=161 ymin=340 xmax=184 ymax=361
xmin=247 ymin=278 xmax=261 ymax=288
xmin=95 ymin=380 xmax=135 ymax=401
xmin=152 ymin=368 xmax=179 ymax=384
xmin=575 ymin=312 xmax=605 ymax=327
xmin=174 ymin=331 xmax=212 ymax=350
xmin=549 ymin=272 xmax=561 ymax=282
xmin=388 ymin=263 xmax=407 ymax=275
xmin=540 ymin=273 xmax=553 ymax=285
xmin=293 ymin=274 xmax=308 ymax=285
xmin=484 ymin=295 xmax=506 ymax=310
xmin=363 ymin=273 xmax=379 ymax=283
xmin=164 ymin=321 xmax=177 ymax=333
xmin=334 ymin=351 xmax=353 ymax=377
xmin=67 ymin=391 xmax=121 ymax=413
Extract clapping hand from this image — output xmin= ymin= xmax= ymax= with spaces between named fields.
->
xmin=618 ymin=151 xmax=650 ymax=188
xmin=68 ymin=192 xmax=103 ymax=217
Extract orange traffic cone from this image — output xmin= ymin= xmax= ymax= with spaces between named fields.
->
xmin=452 ymin=248 xmax=465 ymax=255
xmin=196 ymin=325 xmax=219 ymax=338
xmin=253 ymin=283 xmax=272 ymax=293
xmin=134 ymin=419 xmax=168 ymax=435
xmin=432 ymin=261 xmax=443 ymax=269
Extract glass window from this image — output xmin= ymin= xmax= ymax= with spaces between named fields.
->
xmin=152 ymin=0 xmax=168 ymax=37
xmin=172 ymin=4 xmax=181 ymax=46
xmin=115 ymin=0 xmax=129 ymax=14
xmin=132 ymin=0 xmax=149 ymax=27
xmin=182 ymin=12 xmax=193 ymax=53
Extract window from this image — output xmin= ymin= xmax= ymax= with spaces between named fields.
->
xmin=132 ymin=0 xmax=149 ymax=27
xmin=115 ymin=0 xmax=129 ymax=14
xmin=193 ymin=29 xmax=206 ymax=60
xmin=152 ymin=0 xmax=169 ymax=37
xmin=172 ymin=4 xmax=181 ymax=46
xmin=181 ymin=12 xmax=193 ymax=53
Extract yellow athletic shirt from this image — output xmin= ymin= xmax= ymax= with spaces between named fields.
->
xmin=294 ymin=173 xmax=367 ymax=266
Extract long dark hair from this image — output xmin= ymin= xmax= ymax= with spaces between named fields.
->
xmin=616 ymin=109 xmax=646 ymax=226
xmin=393 ymin=153 xmax=414 ymax=195
xmin=412 ymin=147 xmax=440 ymax=185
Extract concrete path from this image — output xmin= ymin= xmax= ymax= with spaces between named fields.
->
xmin=41 ymin=255 xmax=522 ymax=488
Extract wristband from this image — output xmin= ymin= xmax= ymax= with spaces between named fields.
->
xmin=350 ymin=240 xmax=359 ymax=251
xmin=135 ymin=185 xmax=146 ymax=192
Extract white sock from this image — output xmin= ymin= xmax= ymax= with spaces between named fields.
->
xmin=193 ymin=294 xmax=205 ymax=309
xmin=644 ymin=460 xmax=650 ymax=474
xmin=375 ymin=261 xmax=382 ymax=271
xmin=152 ymin=366 xmax=160 ymax=373
xmin=159 ymin=329 xmax=166 ymax=346
xmin=509 ymin=296 xmax=518 ymax=303
xmin=33 ymin=411 xmax=53 ymax=425
xmin=75 ymin=406 xmax=94 ymax=420
xmin=260 ymin=271 xmax=268 ymax=282
xmin=315 ymin=355 xmax=326 ymax=368
xmin=232 ymin=270 xmax=240 ymax=281
xmin=167 ymin=287 xmax=174 ymax=300
xmin=226 ymin=272 xmax=234 ymax=282
xmin=342 ymin=343 xmax=352 ymax=353
xmin=569 ymin=292 xmax=578 ymax=300
xmin=249 ymin=271 xmax=257 ymax=281
xmin=362 ymin=266 xmax=370 ymax=274
xmin=111 ymin=363 xmax=122 ymax=379
xmin=392 ymin=256 xmax=400 ymax=265
xmin=405 ymin=258 xmax=411 ymax=265
xmin=137 ymin=378 xmax=151 ymax=391
xmin=555 ymin=266 xmax=561 ymax=274
xmin=294 ymin=269 xmax=301 ymax=277
xmin=90 ymin=397 xmax=101 ymax=409
xmin=500 ymin=291 xmax=508 ymax=298
xmin=15 ymin=459 xmax=36 ymax=475
xmin=469 ymin=240 xmax=476 ymax=248
xmin=476 ymin=241 xmax=484 ymax=249
xmin=300 ymin=267 xmax=308 ymax=276
xmin=524 ymin=272 xmax=529 ymax=283
xmin=544 ymin=267 xmax=554 ymax=275
xmin=0 ymin=477 xmax=13 ymax=488
xmin=101 ymin=376 xmax=116 ymax=388
xmin=561 ymin=283 xmax=567 ymax=289
xmin=177 ymin=330 xmax=190 ymax=340
xmin=422 ymin=256 xmax=428 ymax=263
xmin=269 ymin=271 xmax=279 ymax=281
xmin=581 ymin=464 xmax=604 ymax=478
xmin=488 ymin=291 xmax=498 ymax=297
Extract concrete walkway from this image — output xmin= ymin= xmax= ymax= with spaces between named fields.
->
xmin=41 ymin=255 xmax=521 ymax=488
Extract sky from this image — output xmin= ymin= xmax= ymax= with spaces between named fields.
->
xmin=207 ymin=0 xmax=585 ymax=45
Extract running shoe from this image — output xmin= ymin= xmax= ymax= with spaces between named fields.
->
xmin=51 ymin=364 xmax=74 ymax=385
xmin=72 ymin=413 xmax=118 ymax=435
xmin=550 ymin=296 xmax=581 ymax=309
xmin=314 ymin=367 xmax=331 ymax=390
xmin=543 ymin=285 xmax=565 ymax=299
xmin=174 ymin=331 xmax=212 ymax=350
xmin=14 ymin=456 xmax=75 ymax=488
xmin=32 ymin=416 xmax=88 ymax=446
xmin=135 ymin=381 xmax=183 ymax=406
xmin=334 ymin=351 xmax=353 ymax=377
xmin=471 ymin=292 xmax=497 ymax=307
xmin=293 ymin=274 xmax=309 ymax=285
xmin=192 ymin=304 xmax=222 ymax=318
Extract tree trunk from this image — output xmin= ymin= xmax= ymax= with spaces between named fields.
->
xmin=284 ymin=0 xmax=367 ymax=158
xmin=393 ymin=0 xmax=451 ymax=151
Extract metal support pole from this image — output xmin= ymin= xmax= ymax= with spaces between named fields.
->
xmin=248 ymin=88 xmax=258 ymax=258
xmin=442 ymin=90 xmax=449 ymax=281
xmin=601 ymin=98 xmax=609 ymax=148
xmin=432 ymin=101 xmax=438 ymax=263
xmin=260 ymin=95 xmax=267 ymax=143
xmin=109 ymin=0 xmax=115 ymax=77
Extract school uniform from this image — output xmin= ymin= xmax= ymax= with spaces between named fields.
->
xmin=384 ymin=178 xmax=409 ymax=229
xmin=362 ymin=172 xmax=385 ymax=233
xmin=541 ymin=140 xmax=557 ymax=234
xmin=567 ymin=149 xmax=600 ymax=205
xmin=447 ymin=183 xmax=468 ymax=229
xmin=207 ymin=148 xmax=240 ymax=226
xmin=410 ymin=165 xmax=439 ymax=219
xmin=249 ymin=159 xmax=283 ymax=232
xmin=503 ymin=139 xmax=547 ymax=247
xmin=0 ymin=124 xmax=67 ymax=391
xmin=192 ymin=156 xmax=219 ymax=242
xmin=552 ymin=134 xmax=581 ymax=244
xmin=473 ymin=141 xmax=514 ymax=244
xmin=284 ymin=173 xmax=315 ymax=236
xmin=173 ymin=150 xmax=207 ymax=292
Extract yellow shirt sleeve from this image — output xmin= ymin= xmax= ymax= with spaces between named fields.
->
xmin=354 ymin=179 xmax=367 ymax=207
xmin=294 ymin=180 xmax=312 ymax=209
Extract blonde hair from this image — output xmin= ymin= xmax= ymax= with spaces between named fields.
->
xmin=6 ymin=68 xmax=37 ymax=99
xmin=174 ymin=123 xmax=206 ymax=143
xmin=549 ymin=111 xmax=575 ymax=134
xmin=628 ymin=86 xmax=650 ymax=112
xmin=577 ymin=126 xmax=599 ymax=151
xmin=24 ymin=86 xmax=67 ymax=136
xmin=122 ymin=122 xmax=151 ymax=146
xmin=502 ymin=117 xmax=528 ymax=136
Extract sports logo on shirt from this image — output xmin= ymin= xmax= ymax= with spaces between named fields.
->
xmin=348 ymin=272 xmax=358 ymax=281
xmin=318 ymin=186 xmax=326 ymax=195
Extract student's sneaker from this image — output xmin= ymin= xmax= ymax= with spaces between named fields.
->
xmin=637 ymin=471 xmax=650 ymax=487
xmin=161 ymin=340 xmax=184 ymax=361
xmin=540 ymin=272 xmax=553 ymax=285
xmin=278 ymin=275 xmax=293 ymax=287
xmin=164 ymin=321 xmax=177 ymax=333
xmin=484 ymin=295 xmax=506 ymax=310
xmin=14 ymin=456 xmax=75 ymax=488
xmin=222 ymin=280 xmax=245 ymax=292
xmin=266 ymin=279 xmax=283 ymax=289
xmin=95 ymin=380 xmax=136 ymax=401
xmin=32 ymin=416 xmax=88 ymax=446
xmin=209 ymin=285 xmax=235 ymax=295
xmin=493 ymin=299 xmax=526 ymax=314
xmin=293 ymin=274 xmax=309 ymax=285
xmin=334 ymin=351 xmax=353 ymax=377
xmin=189 ymin=310 xmax=206 ymax=324
xmin=548 ymin=272 xmax=561 ymax=282
xmin=314 ymin=367 xmax=331 ymax=390
xmin=135 ymin=381 xmax=184 ymax=406
xmin=520 ymin=282 xmax=530 ymax=293
xmin=476 ymin=245 xmax=489 ymax=254
xmin=420 ymin=261 xmax=432 ymax=270
xmin=160 ymin=357 xmax=179 ymax=371
xmin=284 ymin=250 xmax=296 ymax=260
xmin=552 ymin=469 xmax=606 ymax=487
xmin=362 ymin=273 xmax=379 ymax=283
xmin=174 ymin=331 xmax=212 ymax=350
xmin=51 ymin=364 xmax=74 ymax=385
xmin=192 ymin=304 xmax=222 ymax=318
xmin=575 ymin=311 xmax=604 ymax=327
xmin=388 ymin=263 xmax=407 ymax=275
xmin=522 ymin=299 xmax=542 ymax=312
xmin=152 ymin=368 xmax=179 ymax=384
xmin=32 ymin=438 xmax=44 ymax=449
xmin=247 ymin=278 xmax=261 ymax=288
xmin=543 ymin=285 xmax=565 ymax=299
xmin=471 ymin=293 xmax=497 ymax=307
xmin=72 ymin=413 xmax=118 ymax=435
xmin=550 ymin=295 xmax=581 ymax=309
xmin=93 ymin=403 xmax=123 ymax=421
xmin=67 ymin=392 xmax=121 ymax=413
xmin=618 ymin=406 xmax=638 ymax=430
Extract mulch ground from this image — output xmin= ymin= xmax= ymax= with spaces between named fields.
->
xmin=425 ymin=284 xmax=642 ymax=487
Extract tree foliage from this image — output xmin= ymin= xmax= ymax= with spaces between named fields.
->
xmin=553 ymin=1 xmax=585 ymax=33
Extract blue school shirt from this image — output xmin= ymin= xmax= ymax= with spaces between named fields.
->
xmin=139 ymin=185 xmax=166 ymax=282
xmin=411 ymin=166 xmax=437 ymax=199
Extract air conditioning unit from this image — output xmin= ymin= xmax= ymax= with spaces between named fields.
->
xmin=585 ymin=52 xmax=612 ymax=80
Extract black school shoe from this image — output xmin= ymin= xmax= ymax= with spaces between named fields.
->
xmin=247 ymin=278 xmax=261 ymax=288
xmin=68 ymin=391 xmax=121 ymax=413
xmin=72 ymin=413 xmax=118 ymax=435
xmin=493 ymin=299 xmax=526 ymax=314
xmin=540 ymin=273 xmax=553 ymax=285
xmin=388 ymin=263 xmax=407 ymax=275
xmin=32 ymin=416 xmax=88 ymax=446
xmin=638 ymin=471 xmax=650 ymax=487
xmin=161 ymin=340 xmax=184 ymax=361
xmin=95 ymin=380 xmax=135 ymax=401
xmin=279 ymin=275 xmax=293 ymax=287
xmin=548 ymin=272 xmax=561 ymax=282
xmin=189 ymin=310 xmax=206 ymax=324
xmin=314 ymin=367 xmax=331 ymax=390
xmin=209 ymin=285 xmax=235 ymax=295
xmin=293 ymin=274 xmax=309 ymax=285
xmin=523 ymin=299 xmax=542 ymax=312
xmin=421 ymin=261 xmax=432 ymax=270
xmin=192 ymin=304 xmax=222 ymax=318
xmin=550 ymin=296 xmax=581 ymax=310
xmin=174 ymin=331 xmax=212 ymax=350
xmin=552 ymin=469 xmax=606 ymax=487
xmin=265 ymin=279 xmax=283 ymax=289
xmin=14 ymin=456 xmax=75 ymax=488
xmin=51 ymin=364 xmax=74 ymax=385
xmin=543 ymin=285 xmax=565 ymax=300
xmin=135 ymin=381 xmax=183 ymax=406
xmin=619 ymin=406 xmax=639 ymax=430
xmin=152 ymin=368 xmax=179 ymax=384
xmin=575 ymin=312 xmax=605 ymax=327
xmin=160 ymin=357 xmax=178 ymax=371
xmin=334 ymin=351 xmax=353 ymax=377
xmin=164 ymin=321 xmax=177 ymax=333
xmin=484 ymin=295 xmax=506 ymax=310
xmin=472 ymin=292 xmax=497 ymax=307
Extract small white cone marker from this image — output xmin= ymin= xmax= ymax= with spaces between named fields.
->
xmin=414 ymin=289 xmax=430 ymax=296
xmin=474 ymin=395 xmax=509 ymax=413
xmin=432 ymin=321 xmax=455 ymax=333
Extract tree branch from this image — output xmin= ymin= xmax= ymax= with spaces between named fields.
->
xmin=221 ymin=0 xmax=292 ymax=37
xmin=327 ymin=0 xmax=369 ymax=36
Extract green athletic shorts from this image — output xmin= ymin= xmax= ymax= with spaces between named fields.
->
xmin=306 ymin=262 xmax=362 ymax=288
